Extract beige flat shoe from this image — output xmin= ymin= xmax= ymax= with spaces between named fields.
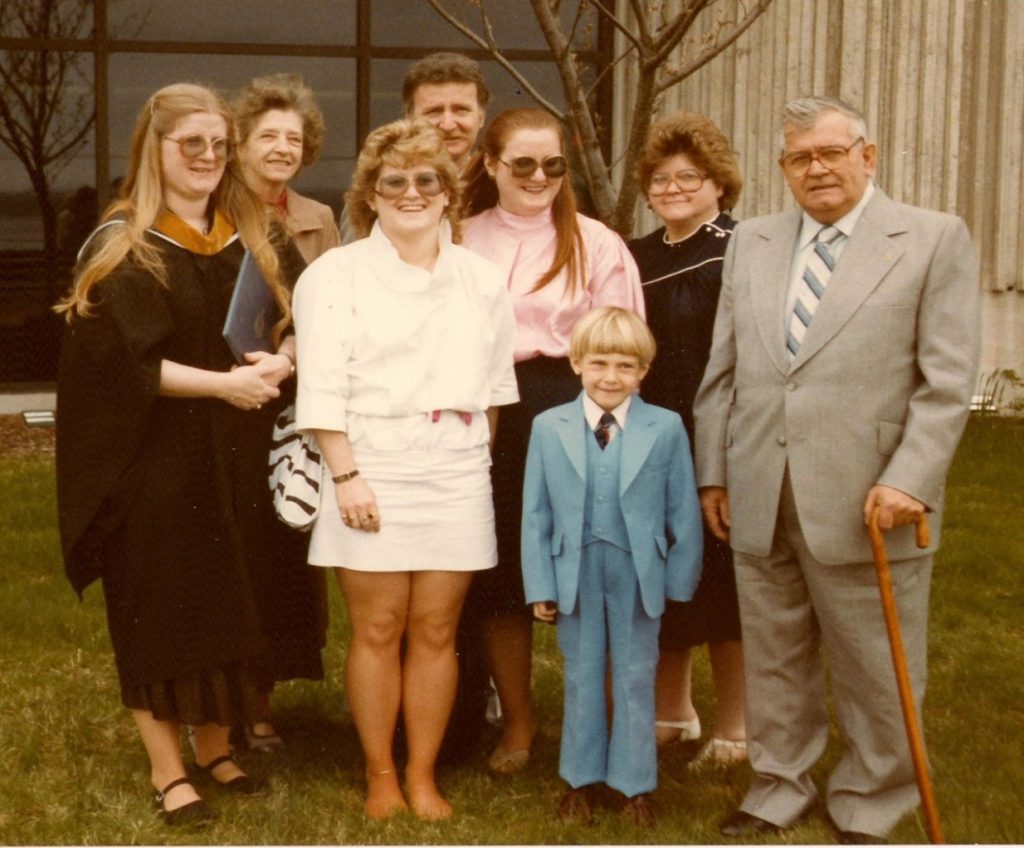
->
xmin=655 ymin=717 xmax=701 ymax=746
xmin=245 ymin=725 xmax=284 ymax=753
xmin=488 ymin=746 xmax=530 ymax=775
xmin=689 ymin=736 xmax=747 ymax=769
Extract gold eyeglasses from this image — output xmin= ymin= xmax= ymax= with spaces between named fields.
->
xmin=648 ymin=169 xmax=706 ymax=195
xmin=780 ymin=138 xmax=864 ymax=176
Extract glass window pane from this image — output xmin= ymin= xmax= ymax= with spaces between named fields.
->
xmin=370 ymin=57 xmax=571 ymax=131
xmin=371 ymin=0 xmax=598 ymax=51
xmin=0 ymin=47 xmax=93 ymax=382
xmin=108 ymin=54 xmax=357 ymax=212
xmin=109 ymin=0 xmax=356 ymax=45
xmin=0 ymin=0 xmax=92 ymax=40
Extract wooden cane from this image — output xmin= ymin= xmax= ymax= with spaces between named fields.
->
xmin=867 ymin=506 xmax=944 ymax=844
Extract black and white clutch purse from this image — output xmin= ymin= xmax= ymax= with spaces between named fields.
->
xmin=268 ymin=404 xmax=322 ymax=531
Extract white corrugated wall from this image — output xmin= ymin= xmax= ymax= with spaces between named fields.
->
xmin=613 ymin=0 xmax=1024 ymax=377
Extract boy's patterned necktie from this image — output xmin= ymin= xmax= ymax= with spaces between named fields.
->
xmin=594 ymin=412 xmax=616 ymax=449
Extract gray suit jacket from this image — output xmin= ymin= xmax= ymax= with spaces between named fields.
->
xmin=693 ymin=188 xmax=979 ymax=564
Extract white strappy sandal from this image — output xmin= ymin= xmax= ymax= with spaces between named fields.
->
xmin=655 ymin=716 xmax=701 ymax=746
xmin=688 ymin=736 xmax=748 ymax=768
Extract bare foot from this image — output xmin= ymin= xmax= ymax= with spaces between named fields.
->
xmin=364 ymin=769 xmax=407 ymax=820
xmin=496 ymin=716 xmax=535 ymax=755
xmin=406 ymin=775 xmax=453 ymax=821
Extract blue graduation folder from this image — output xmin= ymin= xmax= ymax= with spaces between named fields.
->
xmin=222 ymin=250 xmax=276 ymax=363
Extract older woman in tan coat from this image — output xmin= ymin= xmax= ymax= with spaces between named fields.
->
xmin=234 ymin=72 xmax=340 ymax=263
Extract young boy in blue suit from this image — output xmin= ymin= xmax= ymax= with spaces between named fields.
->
xmin=521 ymin=306 xmax=703 ymax=828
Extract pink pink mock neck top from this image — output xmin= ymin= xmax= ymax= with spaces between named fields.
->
xmin=462 ymin=204 xmax=644 ymax=362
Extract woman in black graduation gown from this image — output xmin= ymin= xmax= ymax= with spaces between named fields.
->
xmin=628 ymin=111 xmax=748 ymax=768
xmin=55 ymin=82 xmax=315 ymax=825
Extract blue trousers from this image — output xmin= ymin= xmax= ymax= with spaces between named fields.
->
xmin=556 ymin=540 xmax=660 ymax=798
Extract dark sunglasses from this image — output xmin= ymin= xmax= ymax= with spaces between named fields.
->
xmin=164 ymin=134 xmax=233 ymax=161
xmin=374 ymin=171 xmax=445 ymax=199
xmin=498 ymin=155 xmax=568 ymax=178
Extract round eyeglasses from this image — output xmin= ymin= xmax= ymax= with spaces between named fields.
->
xmin=164 ymin=135 xmax=233 ymax=161
xmin=497 ymin=155 xmax=568 ymax=179
xmin=374 ymin=172 xmax=445 ymax=199
xmin=648 ymin=169 xmax=706 ymax=195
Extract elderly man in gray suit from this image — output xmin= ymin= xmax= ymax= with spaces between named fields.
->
xmin=693 ymin=96 xmax=978 ymax=844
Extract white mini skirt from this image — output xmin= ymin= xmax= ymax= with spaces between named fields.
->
xmin=307 ymin=410 xmax=498 ymax=572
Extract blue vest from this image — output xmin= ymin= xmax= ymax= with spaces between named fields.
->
xmin=582 ymin=422 xmax=630 ymax=551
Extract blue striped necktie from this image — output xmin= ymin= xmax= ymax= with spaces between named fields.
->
xmin=786 ymin=225 xmax=843 ymax=360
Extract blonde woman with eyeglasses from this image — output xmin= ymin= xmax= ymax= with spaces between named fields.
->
xmin=56 ymin=83 xmax=306 ymax=827
xmin=459 ymin=107 xmax=644 ymax=777
xmin=292 ymin=118 xmax=517 ymax=820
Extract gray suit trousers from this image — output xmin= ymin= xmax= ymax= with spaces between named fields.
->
xmin=734 ymin=469 xmax=932 ymax=837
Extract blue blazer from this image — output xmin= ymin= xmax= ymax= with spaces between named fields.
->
xmin=521 ymin=393 xmax=703 ymax=618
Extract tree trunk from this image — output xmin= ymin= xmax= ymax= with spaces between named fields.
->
xmin=611 ymin=65 xmax=658 ymax=238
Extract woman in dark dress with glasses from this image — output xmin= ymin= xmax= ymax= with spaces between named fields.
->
xmin=628 ymin=111 xmax=748 ymax=768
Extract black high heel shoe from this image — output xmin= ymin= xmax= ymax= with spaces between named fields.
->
xmin=154 ymin=777 xmax=215 ymax=826
xmin=196 ymin=754 xmax=268 ymax=795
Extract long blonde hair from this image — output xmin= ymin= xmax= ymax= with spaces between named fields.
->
xmin=57 ymin=82 xmax=291 ymax=343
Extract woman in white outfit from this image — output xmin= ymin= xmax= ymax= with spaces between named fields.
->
xmin=292 ymin=119 xmax=517 ymax=821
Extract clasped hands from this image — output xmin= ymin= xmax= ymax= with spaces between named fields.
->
xmin=222 ymin=351 xmax=293 ymax=411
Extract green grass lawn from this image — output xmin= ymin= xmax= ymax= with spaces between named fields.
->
xmin=1 ymin=416 xmax=1021 ymax=844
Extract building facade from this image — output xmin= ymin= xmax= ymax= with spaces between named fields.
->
xmin=0 ymin=0 xmax=609 ymax=383
xmin=2 ymin=0 xmax=1019 ymax=386
xmin=620 ymin=0 xmax=1023 ymax=381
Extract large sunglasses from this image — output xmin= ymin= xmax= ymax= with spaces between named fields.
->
xmin=497 ymin=155 xmax=568 ymax=178
xmin=374 ymin=171 xmax=446 ymax=199
xmin=164 ymin=134 xmax=233 ymax=161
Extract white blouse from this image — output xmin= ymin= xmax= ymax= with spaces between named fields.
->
xmin=292 ymin=220 xmax=519 ymax=444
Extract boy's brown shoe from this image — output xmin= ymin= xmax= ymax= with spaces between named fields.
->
xmin=557 ymin=784 xmax=596 ymax=826
xmin=621 ymin=793 xmax=656 ymax=828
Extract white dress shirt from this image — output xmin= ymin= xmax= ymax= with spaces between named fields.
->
xmin=582 ymin=392 xmax=632 ymax=446
xmin=784 ymin=181 xmax=876 ymax=325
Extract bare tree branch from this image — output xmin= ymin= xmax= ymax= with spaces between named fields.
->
xmin=530 ymin=0 xmax=617 ymax=221
xmin=0 ymin=0 xmax=96 ymax=256
xmin=426 ymin=0 xmax=776 ymax=235
xmin=587 ymin=0 xmax=644 ymax=52
xmin=656 ymin=0 xmax=773 ymax=91
xmin=424 ymin=0 xmax=564 ymax=116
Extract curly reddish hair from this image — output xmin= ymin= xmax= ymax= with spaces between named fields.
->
xmin=636 ymin=111 xmax=742 ymax=211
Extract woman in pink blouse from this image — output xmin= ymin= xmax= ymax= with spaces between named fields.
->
xmin=461 ymin=107 xmax=644 ymax=775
